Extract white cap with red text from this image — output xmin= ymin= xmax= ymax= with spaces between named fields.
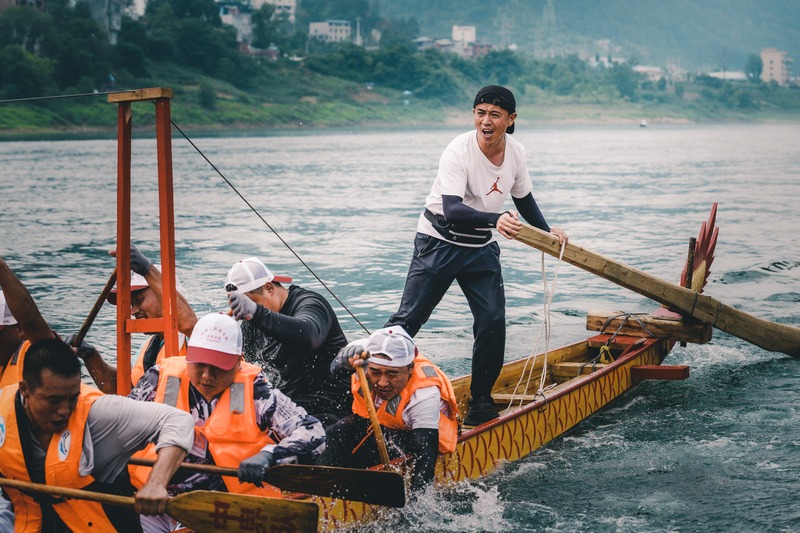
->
xmin=185 ymin=313 xmax=242 ymax=371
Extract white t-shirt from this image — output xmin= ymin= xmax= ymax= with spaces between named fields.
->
xmin=375 ymin=386 xmax=441 ymax=430
xmin=417 ymin=130 xmax=534 ymax=247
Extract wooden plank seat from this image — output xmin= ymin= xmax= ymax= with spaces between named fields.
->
xmin=549 ymin=361 xmax=608 ymax=381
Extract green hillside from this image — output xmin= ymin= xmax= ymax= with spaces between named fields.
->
xmin=1 ymin=0 xmax=799 ymax=136
xmin=376 ymin=0 xmax=800 ymax=71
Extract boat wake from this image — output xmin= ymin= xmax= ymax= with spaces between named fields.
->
xmin=355 ymin=481 xmax=510 ymax=532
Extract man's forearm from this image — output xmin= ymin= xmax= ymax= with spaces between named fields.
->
xmin=0 ymin=258 xmax=53 ymax=343
xmin=513 ymin=193 xmax=550 ymax=231
xmin=442 ymin=195 xmax=501 ymax=227
xmin=250 ymin=306 xmax=328 ymax=350
xmin=410 ymin=428 xmax=439 ymax=491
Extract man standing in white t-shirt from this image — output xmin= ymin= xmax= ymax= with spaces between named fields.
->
xmin=385 ymin=85 xmax=568 ymax=427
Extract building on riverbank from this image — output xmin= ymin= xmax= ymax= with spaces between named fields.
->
xmin=761 ymin=48 xmax=792 ymax=86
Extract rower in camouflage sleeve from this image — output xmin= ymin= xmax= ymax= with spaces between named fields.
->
xmin=128 ymin=312 xmax=325 ymax=533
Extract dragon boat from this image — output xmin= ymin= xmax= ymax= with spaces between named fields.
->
xmin=11 ymin=87 xmax=791 ymax=533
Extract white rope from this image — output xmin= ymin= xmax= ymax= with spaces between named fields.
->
xmin=502 ymin=238 xmax=567 ymax=414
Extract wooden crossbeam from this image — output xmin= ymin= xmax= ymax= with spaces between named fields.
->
xmin=586 ymin=310 xmax=712 ymax=344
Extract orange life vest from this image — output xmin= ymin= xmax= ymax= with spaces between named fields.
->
xmin=128 ymin=356 xmax=280 ymax=497
xmin=351 ymin=354 xmax=460 ymax=453
xmin=130 ymin=333 xmax=187 ymax=385
xmin=0 ymin=383 xmax=121 ymax=532
xmin=0 ymin=340 xmax=29 ymax=388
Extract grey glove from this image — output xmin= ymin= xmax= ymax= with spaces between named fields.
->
xmin=130 ymin=245 xmax=153 ymax=276
xmin=237 ymin=450 xmax=275 ymax=487
xmin=330 ymin=344 xmax=365 ymax=375
xmin=228 ymin=291 xmax=258 ymax=321
xmin=65 ymin=334 xmax=99 ymax=360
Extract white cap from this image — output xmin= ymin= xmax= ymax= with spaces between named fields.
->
xmin=365 ymin=326 xmax=417 ymax=368
xmin=0 ymin=289 xmax=18 ymax=326
xmin=186 ymin=313 xmax=242 ymax=371
xmin=108 ymin=265 xmax=184 ymax=305
xmin=225 ymin=257 xmax=292 ymax=293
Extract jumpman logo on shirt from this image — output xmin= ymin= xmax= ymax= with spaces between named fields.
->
xmin=486 ymin=177 xmax=503 ymax=196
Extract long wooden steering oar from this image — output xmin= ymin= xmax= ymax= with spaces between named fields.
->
xmin=514 ymin=223 xmax=800 ymax=357
xmin=355 ymin=351 xmax=393 ymax=468
xmin=70 ymin=267 xmax=117 ymax=347
xmin=0 ymin=476 xmax=319 ymax=533
xmin=128 ymin=457 xmax=405 ymax=507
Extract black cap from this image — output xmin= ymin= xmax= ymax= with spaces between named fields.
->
xmin=473 ymin=85 xmax=516 ymax=134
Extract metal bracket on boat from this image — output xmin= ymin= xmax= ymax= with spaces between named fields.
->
xmin=631 ymin=365 xmax=690 ymax=381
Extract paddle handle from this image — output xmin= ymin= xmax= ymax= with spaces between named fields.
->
xmin=0 ymin=477 xmax=321 ymax=532
xmin=355 ymin=356 xmax=392 ymax=468
xmin=129 ymin=456 xmax=236 ymax=478
xmin=71 ymin=267 xmax=117 ymax=347
xmin=0 ymin=477 xmax=133 ymax=507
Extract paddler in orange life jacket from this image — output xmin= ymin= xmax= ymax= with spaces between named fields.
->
xmin=318 ymin=326 xmax=460 ymax=491
xmin=0 ymin=257 xmax=58 ymax=389
xmin=0 ymin=338 xmax=195 ymax=532
xmin=0 ymin=256 xmax=59 ymax=529
xmin=71 ymin=245 xmax=198 ymax=393
xmin=127 ymin=312 xmax=326 ymax=533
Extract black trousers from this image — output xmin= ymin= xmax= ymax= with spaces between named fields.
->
xmin=385 ymin=233 xmax=506 ymax=401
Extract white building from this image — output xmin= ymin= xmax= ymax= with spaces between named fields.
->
xmin=309 ymin=20 xmax=352 ymax=43
xmin=219 ymin=3 xmax=252 ymax=44
xmin=761 ymin=48 xmax=792 ymax=86
xmin=451 ymin=25 xmax=476 ymax=44
xmin=451 ymin=25 xmax=476 ymax=58
xmin=252 ymin=0 xmax=295 ymax=24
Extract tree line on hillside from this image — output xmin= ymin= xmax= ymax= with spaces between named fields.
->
xmin=0 ymin=0 xmax=796 ymax=114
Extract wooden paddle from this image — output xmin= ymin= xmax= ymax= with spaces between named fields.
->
xmin=0 ymin=476 xmax=319 ymax=533
xmin=70 ymin=267 xmax=117 ymax=347
xmin=127 ymin=458 xmax=406 ymax=507
xmin=514 ymin=224 xmax=800 ymax=357
xmin=355 ymin=352 xmax=392 ymax=468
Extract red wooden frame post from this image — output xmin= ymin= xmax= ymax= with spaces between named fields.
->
xmin=108 ymin=88 xmax=177 ymax=395
xmin=154 ymin=98 xmax=179 ymax=359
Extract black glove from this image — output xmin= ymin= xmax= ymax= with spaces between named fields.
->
xmin=237 ymin=450 xmax=275 ymax=487
xmin=130 ymin=245 xmax=153 ymax=276
xmin=330 ymin=344 xmax=366 ymax=375
xmin=65 ymin=334 xmax=99 ymax=361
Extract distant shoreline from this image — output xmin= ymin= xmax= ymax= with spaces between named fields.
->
xmin=2 ymin=105 xmax=799 ymax=141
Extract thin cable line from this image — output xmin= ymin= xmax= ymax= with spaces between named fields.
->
xmin=170 ymin=119 xmax=371 ymax=335
xmin=0 ymin=90 xmax=126 ymax=105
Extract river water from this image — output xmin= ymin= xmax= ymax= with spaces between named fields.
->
xmin=1 ymin=121 xmax=799 ymax=532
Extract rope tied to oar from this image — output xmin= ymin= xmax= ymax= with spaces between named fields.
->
xmin=599 ymin=312 xmax=657 ymax=340
xmin=593 ymin=312 xmax=656 ymax=365
xmin=501 ymin=236 xmax=567 ymax=414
